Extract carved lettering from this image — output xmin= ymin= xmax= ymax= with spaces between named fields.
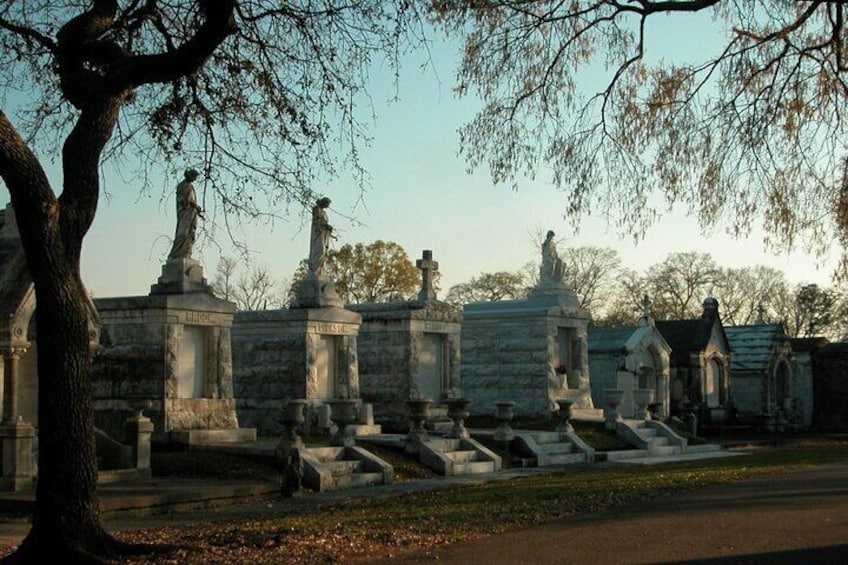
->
xmin=182 ymin=311 xmax=221 ymax=325
xmin=315 ymin=323 xmax=346 ymax=335
xmin=424 ymin=321 xmax=448 ymax=333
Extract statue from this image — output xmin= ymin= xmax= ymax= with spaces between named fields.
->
xmin=540 ymin=230 xmax=566 ymax=285
xmin=308 ymin=197 xmax=333 ymax=275
xmin=167 ymin=169 xmax=203 ymax=260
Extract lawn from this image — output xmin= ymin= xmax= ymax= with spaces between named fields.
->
xmin=111 ymin=436 xmax=848 ymax=564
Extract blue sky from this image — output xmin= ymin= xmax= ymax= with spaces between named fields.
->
xmin=3 ymin=11 xmax=840 ymax=299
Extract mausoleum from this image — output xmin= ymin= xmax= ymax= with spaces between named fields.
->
xmin=350 ymin=250 xmax=462 ymax=430
xmin=461 ymin=231 xmax=593 ymax=416
xmin=588 ymin=296 xmax=672 ymax=419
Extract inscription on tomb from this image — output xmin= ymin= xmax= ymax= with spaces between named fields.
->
xmin=181 ymin=311 xmax=225 ymax=326
xmin=424 ymin=321 xmax=449 ymax=333
xmin=315 ymin=322 xmax=347 ymax=335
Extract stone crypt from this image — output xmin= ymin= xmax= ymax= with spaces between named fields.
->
xmin=232 ymin=196 xmax=369 ymax=436
xmin=92 ymin=170 xmax=253 ymax=445
xmin=461 ymin=230 xmax=594 ymax=417
xmin=350 ymin=250 xmax=462 ymax=430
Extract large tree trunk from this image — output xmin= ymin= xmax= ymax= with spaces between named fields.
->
xmin=0 ymin=103 xmax=130 ymax=562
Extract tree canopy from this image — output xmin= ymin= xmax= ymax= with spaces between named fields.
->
xmin=290 ymin=240 xmax=425 ymax=304
xmin=0 ymin=2 xmax=421 ymax=561
xmin=434 ymin=1 xmax=848 ymax=276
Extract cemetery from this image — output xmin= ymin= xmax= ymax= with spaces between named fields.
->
xmin=0 ymin=192 xmax=845 ymax=502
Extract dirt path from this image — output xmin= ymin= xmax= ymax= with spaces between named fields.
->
xmin=373 ymin=461 xmax=848 ymax=564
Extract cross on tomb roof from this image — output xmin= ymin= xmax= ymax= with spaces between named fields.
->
xmin=416 ymin=249 xmax=438 ymax=302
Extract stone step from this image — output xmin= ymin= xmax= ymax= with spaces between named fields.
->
xmin=541 ymin=442 xmax=574 ymax=455
xmin=531 ymin=431 xmax=561 ymax=444
xmin=336 ymin=472 xmax=385 ymax=489
xmin=546 ymin=452 xmax=585 ymax=465
xmin=649 ymin=445 xmax=680 ymax=456
xmin=648 ymin=437 xmax=669 ymax=448
xmin=444 ymin=449 xmax=481 ymax=464
xmin=452 ymin=460 xmax=495 ymax=474
xmin=308 ymin=446 xmax=345 ymax=462
xmin=439 ymin=438 xmax=463 ymax=452
xmin=635 ymin=428 xmax=657 ymax=438
xmin=324 ymin=459 xmax=363 ymax=477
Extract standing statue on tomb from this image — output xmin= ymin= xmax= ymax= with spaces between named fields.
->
xmin=540 ymin=230 xmax=566 ymax=285
xmin=309 ymin=196 xmax=333 ymax=275
xmin=168 ymin=169 xmax=203 ymax=260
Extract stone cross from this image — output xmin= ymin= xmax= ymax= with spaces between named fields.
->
xmin=641 ymin=294 xmax=653 ymax=324
xmin=416 ymin=250 xmax=438 ymax=302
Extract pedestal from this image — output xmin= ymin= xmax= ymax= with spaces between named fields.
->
xmin=405 ymin=399 xmax=432 ymax=453
xmin=493 ymin=401 xmax=516 ymax=442
xmin=0 ymin=419 xmax=36 ymax=491
xmin=150 ymin=257 xmax=213 ymax=295
xmin=124 ymin=401 xmax=154 ymax=474
xmin=603 ymin=389 xmax=624 ymax=430
xmin=446 ymin=398 xmax=472 ymax=439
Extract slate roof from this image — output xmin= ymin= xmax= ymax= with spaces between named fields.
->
xmin=587 ymin=325 xmax=638 ymax=353
xmin=654 ymin=318 xmax=716 ymax=365
xmin=724 ymin=324 xmax=787 ymax=375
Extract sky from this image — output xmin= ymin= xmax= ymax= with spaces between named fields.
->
xmin=2 ymin=10 xmax=841 ymax=299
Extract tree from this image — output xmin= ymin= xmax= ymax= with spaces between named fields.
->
xmin=593 ymin=268 xmax=645 ymax=326
xmin=290 ymin=240 xmax=424 ymax=305
xmin=560 ymin=246 xmax=621 ymax=312
xmin=779 ymin=283 xmax=840 ymax=338
xmin=446 ymin=270 xmax=530 ymax=304
xmin=712 ymin=265 xmax=789 ymax=326
xmin=0 ymin=2 xmax=418 ymax=561
xmin=212 ymin=257 xmax=286 ymax=310
xmin=434 ymin=2 xmax=848 ymax=276
xmin=644 ymin=252 xmax=720 ymax=319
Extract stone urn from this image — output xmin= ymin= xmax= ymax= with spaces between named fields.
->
xmin=556 ymin=399 xmax=574 ymax=433
xmin=633 ymin=388 xmax=656 ymax=421
xmin=603 ymin=388 xmax=625 ymax=430
xmin=278 ymin=399 xmax=308 ymax=451
xmin=126 ymin=398 xmax=153 ymax=421
xmin=327 ymin=398 xmax=359 ymax=447
xmin=405 ymin=398 xmax=432 ymax=453
xmin=446 ymin=397 xmax=472 ymax=439
xmin=493 ymin=401 xmax=516 ymax=442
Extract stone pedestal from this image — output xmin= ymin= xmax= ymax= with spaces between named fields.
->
xmin=493 ymin=401 xmax=516 ymax=442
xmin=92 ymin=292 xmax=251 ymax=444
xmin=0 ymin=419 xmax=35 ymax=491
xmin=292 ymin=272 xmax=343 ymax=309
xmin=604 ymin=388 xmax=625 ymax=430
xmin=124 ymin=401 xmax=154 ymax=474
xmin=405 ymin=399 xmax=432 ymax=454
xmin=232 ymin=307 xmax=362 ymax=435
xmin=150 ymin=258 xmax=213 ymax=295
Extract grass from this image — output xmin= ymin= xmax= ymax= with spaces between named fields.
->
xmin=118 ymin=437 xmax=848 ymax=564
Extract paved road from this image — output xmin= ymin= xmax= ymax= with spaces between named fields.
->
xmin=374 ymin=462 xmax=848 ymax=564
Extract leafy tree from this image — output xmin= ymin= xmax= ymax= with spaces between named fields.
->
xmin=593 ymin=268 xmax=645 ymax=326
xmin=212 ymin=257 xmax=286 ymax=310
xmin=446 ymin=270 xmax=530 ymax=304
xmin=0 ymin=2 xmax=418 ymax=561
xmin=434 ymin=1 xmax=848 ymax=276
xmin=290 ymin=240 xmax=425 ymax=304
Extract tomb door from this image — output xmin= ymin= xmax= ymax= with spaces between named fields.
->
xmin=315 ymin=334 xmax=341 ymax=399
xmin=775 ymin=361 xmax=791 ymax=411
xmin=177 ymin=326 xmax=207 ymax=399
xmin=417 ymin=333 xmax=445 ymax=402
xmin=557 ymin=328 xmax=580 ymax=388
xmin=705 ymin=357 xmax=723 ymax=408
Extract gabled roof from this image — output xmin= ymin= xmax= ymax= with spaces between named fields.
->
xmin=725 ymin=324 xmax=788 ymax=374
xmin=654 ymin=318 xmax=717 ymax=364
xmin=587 ymin=325 xmax=637 ymax=353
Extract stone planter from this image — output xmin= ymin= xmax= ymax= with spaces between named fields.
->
xmin=446 ymin=398 xmax=472 ymax=439
xmin=633 ymin=388 xmax=656 ymax=421
xmin=405 ymin=398 xmax=432 ymax=453
xmin=556 ymin=399 xmax=574 ymax=433
xmin=493 ymin=401 xmax=516 ymax=442
xmin=278 ymin=399 xmax=308 ymax=451
xmin=327 ymin=398 xmax=359 ymax=447
xmin=603 ymin=388 xmax=625 ymax=430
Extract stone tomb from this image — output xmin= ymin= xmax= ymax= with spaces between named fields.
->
xmin=232 ymin=307 xmax=363 ymax=435
xmin=349 ymin=251 xmax=462 ymax=430
xmin=588 ymin=296 xmax=672 ymax=419
xmin=92 ymin=292 xmax=252 ymax=445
